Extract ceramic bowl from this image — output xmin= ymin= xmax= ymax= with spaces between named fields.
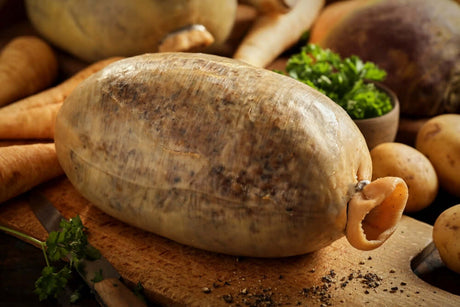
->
xmin=354 ymin=82 xmax=400 ymax=150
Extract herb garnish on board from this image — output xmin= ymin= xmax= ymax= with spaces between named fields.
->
xmin=0 ymin=215 xmax=101 ymax=302
xmin=283 ymin=44 xmax=392 ymax=120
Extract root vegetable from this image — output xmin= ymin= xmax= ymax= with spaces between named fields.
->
xmin=233 ymin=0 xmax=325 ymax=67
xmin=0 ymin=103 xmax=61 ymax=140
xmin=0 ymin=36 xmax=58 ymax=107
xmin=415 ymin=114 xmax=460 ymax=198
xmin=0 ymin=143 xmax=63 ymax=204
xmin=0 ymin=57 xmax=122 ymax=114
xmin=239 ymin=0 xmax=299 ymax=14
xmin=370 ymin=142 xmax=438 ymax=213
xmin=309 ymin=0 xmax=460 ymax=117
xmin=25 ymin=0 xmax=237 ymax=62
xmin=0 ymin=57 xmax=122 ymax=140
xmin=433 ymin=204 xmax=460 ymax=274
xmin=55 ymin=53 xmax=408 ymax=257
xmin=158 ymin=25 xmax=215 ymax=53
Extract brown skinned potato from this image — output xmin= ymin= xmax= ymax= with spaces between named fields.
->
xmin=370 ymin=142 xmax=438 ymax=213
xmin=433 ymin=204 xmax=460 ymax=274
xmin=416 ymin=114 xmax=460 ymax=198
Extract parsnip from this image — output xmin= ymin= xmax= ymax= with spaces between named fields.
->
xmin=0 ymin=57 xmax=122 ymax=140
xmin=0 ymin=143 xmax=63 ymax=204
xmin=233 ymin=0 xmax=325 ymax=67
xmin=0 ymin=36 xmax=58 ymax=107
xmin=0 ymin=57 xmax=122 ymax=113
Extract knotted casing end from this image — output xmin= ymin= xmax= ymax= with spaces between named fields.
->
xmin=346 ymin=177 xmax=408 ymax=251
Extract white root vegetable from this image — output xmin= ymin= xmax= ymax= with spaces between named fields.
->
xmin=0 ymin=36 xmax=58 ymax=107
xmin=0 ymin=57 xmax=122 ymax=140
xmin=0 ymin=104 xmax=61 ymax=140
xmin=0 ymin=143 xmax=63 ymax=204
xmin=158 ymin=25 xmax=215 ymax=52
xmin=233 ymin=0 xmax=325 ymax=67
xmin=239 ymin=0 xmax=299 ymax=14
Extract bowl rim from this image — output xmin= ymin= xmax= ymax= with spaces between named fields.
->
xmin=353 ymin=81 xmax=400 ymax=123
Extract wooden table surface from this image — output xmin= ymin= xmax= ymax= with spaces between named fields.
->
xmin=0 ymin=177 xmax=459 ymax=306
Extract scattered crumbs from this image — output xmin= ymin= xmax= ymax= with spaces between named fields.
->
xmin=367 ymin=256 xmax=372 ymax=260
xmin=211 ymin=264 xmax=412 ymax=305
xmin=359 ymin=261 xmax=366 ymax=265
xmin=222 ymin=294 xmax=233 ymax=303
xmin=360 ymin=272 xmax=382 ymax=289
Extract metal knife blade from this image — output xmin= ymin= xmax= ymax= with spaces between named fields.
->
xmin=28 ymin=189 xmax=147 ymax=307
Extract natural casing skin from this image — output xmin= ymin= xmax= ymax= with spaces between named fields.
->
xmin=55 ymin=53 xmax=407 ymax=257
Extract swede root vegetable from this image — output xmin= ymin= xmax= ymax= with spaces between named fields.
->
xmin=309 ymin=0 xmax=460 ymax=117
xmin=0 ymin=143 xmax=63 ymax=204
xmin=233 ymin=0 xmax=325 ymax=67
xmin=0 ymin=36 xmax=58 ymax=107
xmin=55 ymin=52 xmax=408 ymax=257
xmin=0 ymin=57 xmax=122 ymax=140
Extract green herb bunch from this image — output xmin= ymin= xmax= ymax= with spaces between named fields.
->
xmin=284 ymin=44 xmax=392 ymax=120
xmin=0 ymin=215 xmax=101 ymax=302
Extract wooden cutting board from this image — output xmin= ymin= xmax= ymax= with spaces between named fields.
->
xmin=0 ymin=176 xmax=459 ymax=306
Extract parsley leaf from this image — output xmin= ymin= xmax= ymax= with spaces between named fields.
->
xmin=0 ymin=215 xmax=101 ymax=302
xmin=283 ymin=44 xmax=392 ymax=120
xmin=34 ymin=266 xmax=72 ymax=301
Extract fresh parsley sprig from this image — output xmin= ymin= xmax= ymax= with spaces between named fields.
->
xmin=283 ymin=44 xmax=392 ymax=120
xmin=0 ymin=215 xmax=101 ymax=302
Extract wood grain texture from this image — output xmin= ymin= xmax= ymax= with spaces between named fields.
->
xmin=0 ymin=177 xmax=459 ymax=306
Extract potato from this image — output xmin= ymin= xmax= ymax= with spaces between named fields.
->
xmin=370 ymin=142 xmax=438 ymax=213
xmin=433 ymin=204 xmax=460 ymax=274
xmin=416 ymin=114 xmax=460 ymax=198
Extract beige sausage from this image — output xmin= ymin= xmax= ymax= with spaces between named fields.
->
xmin=55 ymin=53 xmax=407 ymax=257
